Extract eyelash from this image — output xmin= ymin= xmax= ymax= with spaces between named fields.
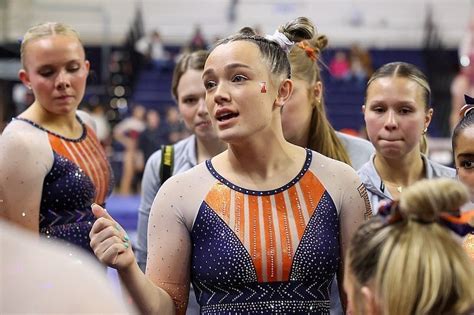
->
xmin=39 ymin=66 xmax=80 ymax=77
xmin=204 ymin=80 xmax=216 ymax=90
xmin=232 ymin=74 xmax=248 ymax=82
xmin=460 ymin=160 xmax=474 ymax=169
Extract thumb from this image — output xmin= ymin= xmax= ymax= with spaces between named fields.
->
xmin=91 ymin=203 xmax=115 ymax=221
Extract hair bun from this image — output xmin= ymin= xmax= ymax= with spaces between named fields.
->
xmin=399 ymin=178 xmax=469 ymax=222
xmin=239 ymin=27 xmax=257 ymax=36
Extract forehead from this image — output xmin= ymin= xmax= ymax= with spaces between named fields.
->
xmin=367 ymin=76 xmax=424 ymax=101
xmin=456 ymin=126 xmax=474 ymax=151
xmin=23 ymin=35 xmax=84 ymax=67
xmin=177 ymin=69 xmax=204 ymax=95
xmin=205 ymin=40 xmax=264 ymax=72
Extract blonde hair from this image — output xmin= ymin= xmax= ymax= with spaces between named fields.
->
xmin=348 ymin=178 xmax=474 ymax=315
xmin=288 ymin=35 xmax=351 ymax=165
xmin=366 ymin=62 xmax=431 ymax=154
xmin=20 ymin=22 xmax=83 ymax=67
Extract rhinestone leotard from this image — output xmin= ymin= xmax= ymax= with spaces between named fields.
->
xmin=191 ymin=150 xmax=339 ymax=314
xmin=15 ymin=117 xmax=113 ymax=253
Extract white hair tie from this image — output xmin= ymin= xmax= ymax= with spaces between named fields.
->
xmin=265 ymin=30 xmax=294 ymax=53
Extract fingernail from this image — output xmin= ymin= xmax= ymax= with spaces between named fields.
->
xmin=124 ymin=242 xmax=129 ymax=248
xmin=123 ymin=235 xmax=130 ymax=242
xmin=115 ymin=223 xmax=120 ymax=231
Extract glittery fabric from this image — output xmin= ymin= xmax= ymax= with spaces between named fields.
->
xmin=191 ymin=150 xmax=339 ymax=314
xmin=463 ymin=234 xmax=474 ymax=262
xmin=15 ymin=117 xmax=113 ymax=253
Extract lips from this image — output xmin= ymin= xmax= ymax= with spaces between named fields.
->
xmin=55 ymin=95 xmax=74 ymax=101
xmin=196 ymin=120 xmax=211 ymax=127
xmin=215 ymin=108 xmax=239 ymax=122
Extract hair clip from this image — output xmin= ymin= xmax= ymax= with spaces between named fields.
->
xmin=439 ymin=210 xmax=474 ymax=237
xmin=377 ymin=200 xmax=402 ymax=225
xmin=264 ymin=30 xmax=294 ymax=54
xmin=460 ymin=95 xmax=474 ymax=118
xmin=378 ymin=199 xmax=474 ymax=236
xmin=297 ymin=41 xmax=317 ymax=62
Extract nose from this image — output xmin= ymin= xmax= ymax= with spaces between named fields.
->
xmin=384 ymin=109 xmax=398 ymax=131
xmin=213 ymin=82 xmax=230 ymax=105
xmin=55 ymin=70 xmax=71 ymax=90
xmin=197 ymin=97 xmax=208 ymax=116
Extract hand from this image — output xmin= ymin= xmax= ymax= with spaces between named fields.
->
xmin=89 ymin=204 xmax=135 ymax=270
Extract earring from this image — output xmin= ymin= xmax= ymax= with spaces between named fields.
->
xmin=27 ymin=85 xmax=32 ymax=90
xmin=422 ymin=128 xmax=428 ymax=135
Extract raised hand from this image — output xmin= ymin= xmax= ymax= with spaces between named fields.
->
xmin=89 ymin=204 xmax=135 ymax=270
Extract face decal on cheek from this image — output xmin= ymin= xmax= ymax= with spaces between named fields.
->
xmin=260 ymin=81 xmax=267 ymax=93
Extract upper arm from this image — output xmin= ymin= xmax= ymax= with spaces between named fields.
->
xmin=146 ymin=176 xmax=192 ymax=314
xmin=0 ymin=128 xmax=52 ymax=233
xmin=338 ymin=166 xmax=371 ymax=259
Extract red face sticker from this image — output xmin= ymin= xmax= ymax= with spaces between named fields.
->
xmin=260 ymin=82 xmax=267 ymax=93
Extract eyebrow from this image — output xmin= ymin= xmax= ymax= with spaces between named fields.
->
xmin=202 ymin=63 xmax=252 ymax=78
xmin=457 ymin=153 xmax=474 ymax=159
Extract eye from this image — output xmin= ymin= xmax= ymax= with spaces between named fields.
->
xmin=460 ymin=160 xmax=474 ymax=169
xmin=39 ymin=69 xmax=54 ymax=77
xmin=67 ymin=65 xmax=80 ymax=72
xmin=371 ymin=106 xmax=385 ymax=113
xmin=399 ymin=108 xmax=413 ymax=115
xmin=204 ymin=80 xmax=217 ymax=90
xmin=183 ymin=97 xmax=198 ymax=105
xmin=231 ymin=74 xmax=248 ymax=83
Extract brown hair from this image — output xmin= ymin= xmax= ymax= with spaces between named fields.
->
xmin=171 ymin=50 xmax=209 ymax=102
xmin=453 ymin=105 xmax=474 ymax=151
xmin=348 ymin=178 xmax=474 ymax=315
xmin=212 ymin=17 xmax=314 ymax=81
xmin=288 ymin=35 xmax=351 ymax=165
xmin=20 ymin=22 xmax=84 ymax=68
xmin=366 ymin=62 xmax=431 ymax=154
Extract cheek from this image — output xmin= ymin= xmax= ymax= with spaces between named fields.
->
xmin=458 ymin=169 xmax=474 ymax=189
xmin=177 ymin=106 xmax=195 ymax=128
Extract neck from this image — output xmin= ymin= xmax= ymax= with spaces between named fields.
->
xmin=25 ymin=102 xmax=77 ymax=127
xmin=374 ymin=150 xmax=425 ymax=186
xmin=289 ymin=128 xmax=310 ymax=148
xmin=226 ymin=131 xmax=300 ymax=183
xmin=195 ymin=136 xmax=227 ymax=164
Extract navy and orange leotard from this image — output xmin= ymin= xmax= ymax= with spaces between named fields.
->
xmin=15 ymin=117 xmax=113 ymax=252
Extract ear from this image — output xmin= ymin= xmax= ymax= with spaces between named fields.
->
xmin=18 ymin=69 xmax=31 ymax=89
xmin=424 ymin=107 xmax=433 ymax=130
xmin=361 ymin=286 xmax=378 ymax=315
xmin=84 ymin=59 xmax=90 ymax=72
xmin=313 ymin=81 xmax=323 ymax=102
xmin=275 ymin=79 xmax=293 ymax=107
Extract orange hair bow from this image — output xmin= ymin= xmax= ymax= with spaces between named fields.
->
xmin=297 ymin=41 xmax=317 ymax=62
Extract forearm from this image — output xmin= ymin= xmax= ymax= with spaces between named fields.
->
xmin=118 ymin=262 xmax=176 ymax=315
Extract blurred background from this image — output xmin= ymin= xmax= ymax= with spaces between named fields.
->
xmin=0 ymin=0 xmax=472 ymax=232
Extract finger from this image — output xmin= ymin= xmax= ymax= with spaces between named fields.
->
xmin=91 ymin=203 xmax=115 ymax=222
xmin=90 ymin=216 xmax=116 ymax=235
xmin=101 ymin=243 xmax=129 ymax=266
xmin=93 ymin=235 xmax=126 ymax=258
xmin=91 ymin=229 xmax=124 ymax=252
